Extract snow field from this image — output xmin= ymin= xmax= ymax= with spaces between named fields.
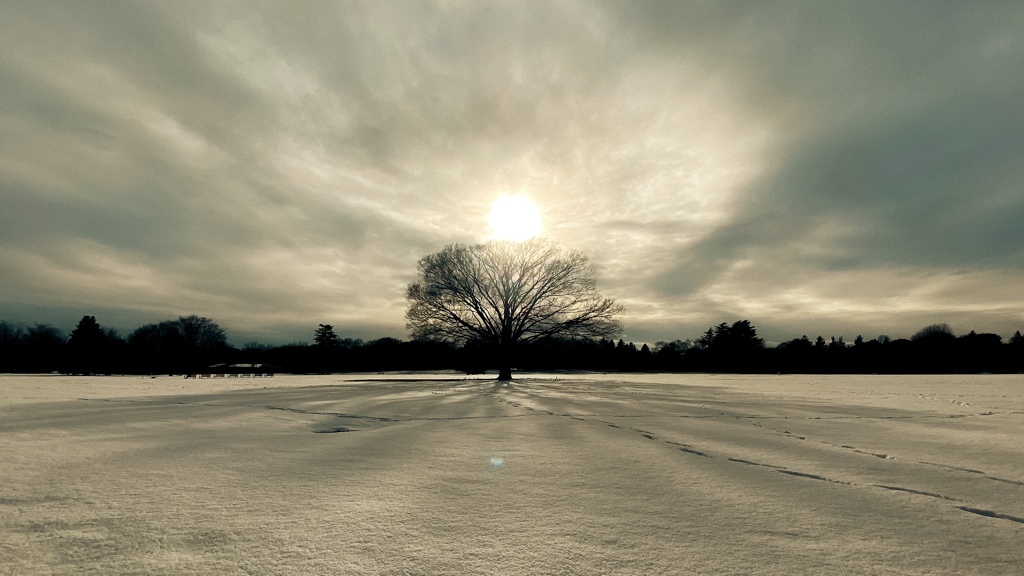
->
xmin=1 ymin=373 xmax=1022 ymax=575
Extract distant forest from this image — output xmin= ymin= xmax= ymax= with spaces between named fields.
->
xmin=1 ymin=316 xmax=1022 ymax=376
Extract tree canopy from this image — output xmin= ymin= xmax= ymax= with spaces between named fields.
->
xmin=127 ymin=315 xmax=227 ymax=373
xmin=406 ymin=238 xmax=622 ymax=379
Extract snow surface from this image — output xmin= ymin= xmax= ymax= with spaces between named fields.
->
xmin=1 ymin=372 xmax=1022 ymax=575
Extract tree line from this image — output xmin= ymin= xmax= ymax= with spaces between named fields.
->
xmin=0 ymin=315 xmax=231 ymax=375
xmin=640 ymin=321 xmax=1024 ymax=374
xmin=0 ymin=317 xmax=462 ymax=375
xmin=1 ymin=316 xmax=1021 ymax=375
xmin=472 ymin=321 xmax=1024 ymax=374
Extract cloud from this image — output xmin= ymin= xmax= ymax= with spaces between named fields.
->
xmin=624 ymin=1 xmax=1024 ymax=339
xmin=1 ymin=2 xmax=1023 ymax=343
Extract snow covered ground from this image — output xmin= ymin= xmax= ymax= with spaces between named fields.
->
xmin=1 ymin=372 xmax=1022 ymax=575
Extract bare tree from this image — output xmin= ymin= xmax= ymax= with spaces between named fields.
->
xmin=175 ymin=315 xmax=228 ymax=351
xmin=128 ymin=315 xmax=227 ymax=373
xmin=406 ymin=238 xmax=622 ymax=380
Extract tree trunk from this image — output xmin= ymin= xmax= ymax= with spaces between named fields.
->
xmin=497 ymin=339 xmax=514 ymax=381
xmin=496 ymin=307 xmax=516 ymax=381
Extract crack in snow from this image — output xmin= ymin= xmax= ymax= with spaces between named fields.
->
xmin=776 ymin=470 xmax=850 ymax=484
xmin=874 ymin=485 xmax=964 ymax=502
xmin=957 ymin=507 xmax=1024 ymax=524
xmin=727 ymin=458 xmax=785 ymax=469
xmin=919 ymin=461 xmax=1024 ymax=486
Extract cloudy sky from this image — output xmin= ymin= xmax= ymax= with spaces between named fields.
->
xmin=2 ymin=1 xmax=1023 ymax=346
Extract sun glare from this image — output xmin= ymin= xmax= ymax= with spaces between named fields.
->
xmin=488 ymin=195 xmax=542 ymax=241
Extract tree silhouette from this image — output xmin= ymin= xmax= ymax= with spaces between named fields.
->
xmin=66 ymin=315 xmax=122 ymax=374
xmin=176 ymin=315 xmax=227 ymax=350
xmin=693 ymin=320 xmax=765 ymax=372
xmin=127 ymin=315 xmax=227 ymax=373
xmin=956 ymin=331 xmax=1004 ymax=373
xmin=314 ymin=324 xmax=340 ymax=347
xmin=128 ymin=321 xmax=182 ymax=373
xmin=22 ymin=324 xmax=67 ymax=373
xmin=909 ymin=323 xmax=957 ymax=372
xmin=1010 ymin=331 xmax=1024 ymax=372
xmin=0 ymin=321 xmax=24 ymax=372
xmin=0 ymin=321 xmax=21 ymax=346
xmin=406 ymin=238 xmax=622 ymax=380
xmin=776 ymin=335 xmax=813 ymax=373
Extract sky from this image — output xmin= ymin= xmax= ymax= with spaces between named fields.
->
xmin=2 ymin=1 xmax=1023 ymax=346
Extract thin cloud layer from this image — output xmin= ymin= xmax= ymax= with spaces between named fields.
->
xmin=1 ymin=2 xmax=1022 ymax=344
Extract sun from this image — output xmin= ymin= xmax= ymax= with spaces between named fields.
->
xmin=488 ymin=195 xmax=542 ymax=241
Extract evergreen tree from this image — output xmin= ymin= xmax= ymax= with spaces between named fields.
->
xmin=67 ymin=316 xmax=108 ymax=374
xmin=828 ymin=336 xmax=846 ymax=349
xmin=696 ymin=320 xmax=765 ymax=372
xmin=1007 ymin=331 xmax=1023 ymax=372
xmin=314 ymin=324 xmax=340 ymax=347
